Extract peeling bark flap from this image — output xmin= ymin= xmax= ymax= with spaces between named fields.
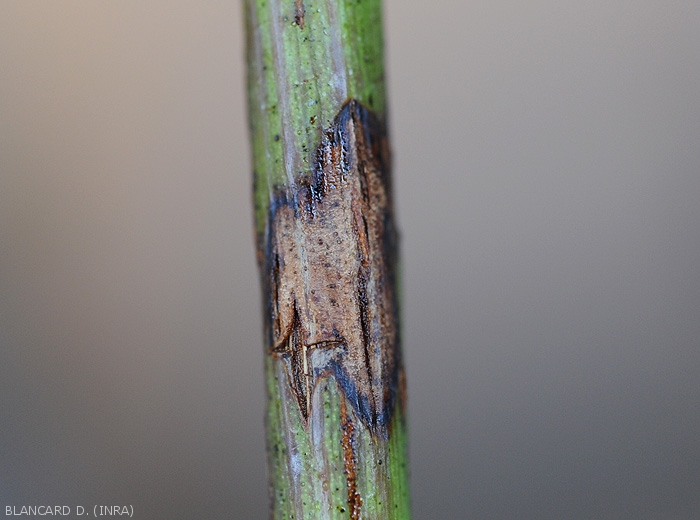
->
xmin=266 ymin=99 xmax=399 ymax=430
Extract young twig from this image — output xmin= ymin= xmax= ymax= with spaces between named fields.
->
xmin=245 ymin=1 xmax=409 ymax=518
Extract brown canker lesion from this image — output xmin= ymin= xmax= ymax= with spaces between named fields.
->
xmin=265 ymin=99 xmax=400 ymax=431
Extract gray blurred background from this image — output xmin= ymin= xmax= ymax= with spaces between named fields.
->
xmin=1 ymin=1 xmax=699 ymax=518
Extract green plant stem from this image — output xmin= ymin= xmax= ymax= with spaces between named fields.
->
xmin=245 ymin=1 xmax=409 ymax=518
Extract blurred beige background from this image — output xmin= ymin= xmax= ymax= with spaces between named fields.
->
xmin=1 ymin=1 xmax=699 ymax=518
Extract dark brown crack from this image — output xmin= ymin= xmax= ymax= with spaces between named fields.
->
xmin=294 ymin=0 xmax=305 ymax=29
xmin=340 ymin=396 xmax=361 ymax=519
xmin=271 ymin=304 xmax=344 ymax=420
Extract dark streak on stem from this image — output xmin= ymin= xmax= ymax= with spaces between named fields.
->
xmin=340 ymin=396 xmax=361 ymax=519
xmin=356 ymin=262 xmax=375 ymax=425
xmin=294 ymin=0 xmax=306 ymax=29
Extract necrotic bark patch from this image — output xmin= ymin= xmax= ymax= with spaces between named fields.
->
xmin=266 ymin=99 xmax=399 ymax=432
